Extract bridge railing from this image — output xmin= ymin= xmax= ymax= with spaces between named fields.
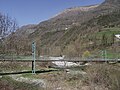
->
xmin=0 ymin=53 xmax=120 ymax=62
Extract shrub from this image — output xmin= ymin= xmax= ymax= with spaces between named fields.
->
xmin=82 ymin=50 xmax=91 ymax=59
xmin=85 ymin=64 xmax=120 ymax=90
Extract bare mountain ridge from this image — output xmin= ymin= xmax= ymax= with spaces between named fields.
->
xmin=53 ymin=5 xmax=99 ymax=19
xmin=104 ymin=0 xmax=120 ymax=4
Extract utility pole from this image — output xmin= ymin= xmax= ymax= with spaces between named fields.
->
xmin=32 ymin=41 xmax=36 ymax=74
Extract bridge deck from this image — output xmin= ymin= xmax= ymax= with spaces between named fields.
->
xmin=0 ymin=59 xmax=119 ymax=62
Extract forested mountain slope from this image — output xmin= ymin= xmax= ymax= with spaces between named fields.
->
xmin=3 ymin=0 xmax=120 ymax=56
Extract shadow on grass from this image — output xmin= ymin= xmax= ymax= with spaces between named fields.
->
xmin=0 ymin=69 xmax=59 ymax=76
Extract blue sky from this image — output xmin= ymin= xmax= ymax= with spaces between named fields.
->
xmin=0 ymin=0 xmax=104 ymax=26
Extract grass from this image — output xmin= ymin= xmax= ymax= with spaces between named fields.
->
xmin=0 ymin=62 xmax=120 ymax=90
xmin=0 ymin=62 xmax=32 ymax=72
xmin=22 ymin=73 xmax=39 ymax=79
xmin=98 ymin=27 xmax=120 ymax=35
xmin=93 ymin=50 xmax=120 ymax=59
xmin=106 ymin=51 xmax=120 ymax=59
xmin=0 ymin=76 xmax=39 ymax=90
xmin=89 ymin=27 xmax=120 ymax=40
xmin=21 ymin=68 xmax=58 ymax=79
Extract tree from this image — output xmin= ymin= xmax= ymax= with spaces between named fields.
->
xmin=0 ymin=12 xmax=18 ymax=54
xmin=36 ymin=38 xmax=41 ymax=57
xmin=0 ymin=13 xmax=18 ymax=40
xmin=101 ymin=34 xmax=108 ymax=47
xmin=111 ymin=33 xmax=115 ymax=45
xmin=74 ymin=41 xmax=82 ymax=57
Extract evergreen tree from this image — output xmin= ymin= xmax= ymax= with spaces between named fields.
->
xmin=111 ymin=33 xmax=115 ymax=45
xmin=101 ymin=34 xmax=108 ymax=47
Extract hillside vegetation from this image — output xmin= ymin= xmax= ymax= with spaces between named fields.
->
xmin=0 ymin=0 xmax=120 ymax=57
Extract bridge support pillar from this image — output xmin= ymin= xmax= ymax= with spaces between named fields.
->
xmin=32 ymin=61 xmax=34 ymax=73
xmin=32 ymin=41 xmax=36 ymax=74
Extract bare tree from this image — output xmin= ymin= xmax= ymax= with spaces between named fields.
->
xmin=74 ymin=41 xmax=82 ymax=57
xmin=0 ymin=13 xmax=18 ymax=40
xmin=0 ymin=12 xmax=18 ymax=54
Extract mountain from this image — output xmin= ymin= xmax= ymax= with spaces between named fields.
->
xmin=15 ymin=24 xmax=36 ymax=38
xmin=103 ymin=0 xmax=120 ymax=4
xmin=6 ymin=0 xmax=120 ymax=56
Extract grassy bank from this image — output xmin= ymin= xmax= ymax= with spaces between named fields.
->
xmin=0 ymin=76 xmax=39 ymax=90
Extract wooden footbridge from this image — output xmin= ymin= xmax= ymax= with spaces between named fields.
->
xmin=0 ymin=40 xmax=120 ymax=75
xmin=0 ymin=57 xmax=120 ymax=74
xmin=0 ymin=58 xmax=120 ymax=62
xmin=0 ymin=42 xmax=120 ymax=74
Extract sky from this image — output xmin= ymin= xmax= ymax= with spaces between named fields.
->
xmin=0 ymin=0 xmax=105 ymax=26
